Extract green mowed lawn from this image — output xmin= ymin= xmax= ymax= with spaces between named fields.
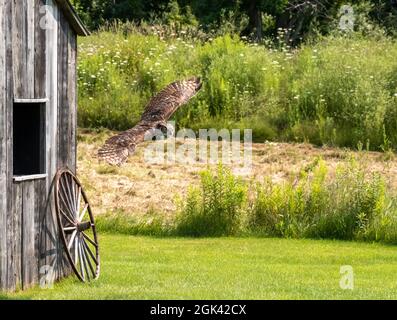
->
xmin=2 ymin=235 xmax=397 ymax=300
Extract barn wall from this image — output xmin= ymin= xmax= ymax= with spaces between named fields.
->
xmin=11 ymin=179 xmax=47 ymax=289
xmin=0 ymin=0 xmax=78 ymax=291
xmin=0 ymin=0 xmax=8 ymax=289
xmin=12 ymin=0 xmax=46 ymax=100
xmin=0 ymin=0 xmax=15 ymax=291
xmin=55 ymin=8 xmax=78 ymax=280
xmin=57 ymin=9 xmax=77 ymax=171
xmin=44 ymin=0 xmax=75 ymax=284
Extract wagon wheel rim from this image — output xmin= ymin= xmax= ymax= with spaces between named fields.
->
xmin=54 ymin=168 xmax=100 ymax=282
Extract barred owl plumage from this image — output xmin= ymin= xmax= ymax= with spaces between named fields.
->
xmin=98 ymin=77 xmax=203 ymax=166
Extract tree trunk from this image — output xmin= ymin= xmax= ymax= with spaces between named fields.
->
xmin=247 ymin=0 xmax=262 ymax=41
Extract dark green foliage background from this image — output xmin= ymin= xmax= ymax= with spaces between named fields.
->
xmin=71 ymin=0 xmax=397 ymax=40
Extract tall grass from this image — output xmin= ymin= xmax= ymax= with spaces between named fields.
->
xmin=174 ymin=160 xmax=397 ymax=242
xmin=78 ymin=30 xmax=397 ymax=150
xmin=96 ymin=161 xmax=397 ymax=243
xmin=96 ymin=209 xmax=172 ymax=236
xmin=249 ymin=158 xmax=397 ymax=242
xmin=286 ymin=37 xmax=397 ymax=149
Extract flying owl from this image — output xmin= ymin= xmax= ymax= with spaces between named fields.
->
xmin=98 ymin=77 xmax=203 ymax=166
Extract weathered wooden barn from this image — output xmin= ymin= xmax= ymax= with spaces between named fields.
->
xmin=0 ymin=0 xmax=88 ymax=291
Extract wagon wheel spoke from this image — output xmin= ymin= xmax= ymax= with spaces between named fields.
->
xmin=54 ymin=168 xmax=100 ymax=283
xmin=84 ymin=238 xmax=98 ymax=264
xmin=67 ymin=174 xmax=77 ymax=215
xmin=82 ymin=239 xmax=98 ymax=272
xmin=60 ymin=178 xmax=76 ymax=218
xmin=67 ymin=230 xmax=78 ymax=250
xmin=79 ymin=203 xmax=89 ymax=222
xmin=74 ymin=237 xmax=79 ymax=266
xmin=80 ymin=238 xmax=91 ymax=281
xmin=82 ymin=231 xmax=98 ymax=247
xmin=78 ymin=236 xmax=85 ymax=281
xmin=76 ymin=186 xmax=82 ymax=217
xmin=59 ymin=209 xmax=76 ymax=226
xmin=63 ymin=226 xmax=76 ymax=232
xmin=69 ymin=174 xmax=77 ymax=214
xmin=59 ymin=193 xmax=76 ymax=224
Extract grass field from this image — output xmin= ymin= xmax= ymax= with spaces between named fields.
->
xmin=77 ymin=130 xmax=397 ymax=218
xmin=2 ymin=136 xmax=395 ymax=299
xmin=2 ymin=234 xmax=396 ymax=300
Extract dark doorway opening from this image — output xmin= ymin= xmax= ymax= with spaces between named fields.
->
xmin=13 ymin=102 xmax=45 ymax=176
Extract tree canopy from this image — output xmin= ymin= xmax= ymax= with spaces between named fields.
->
xmin=71 ymin=0 xmax=397 ymax=42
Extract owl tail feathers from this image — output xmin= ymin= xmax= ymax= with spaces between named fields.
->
xmin=98 ymin=144 xmax=130 ymax=166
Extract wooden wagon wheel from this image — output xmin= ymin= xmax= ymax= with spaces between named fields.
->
xmin=54 ymin=168 xmax=100 ymax=282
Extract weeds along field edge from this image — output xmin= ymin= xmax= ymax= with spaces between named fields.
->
xmin=95 ymin=159 xmax=397 ymax=243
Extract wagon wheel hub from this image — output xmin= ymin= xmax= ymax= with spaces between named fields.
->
xmin=77 ymin=221 xmax=92 ymax=232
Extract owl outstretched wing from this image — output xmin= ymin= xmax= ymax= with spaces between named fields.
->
xmin=98 ymin=77 xmax=202 ymax=166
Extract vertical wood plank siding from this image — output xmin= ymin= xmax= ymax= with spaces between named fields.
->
xmin=45 ymin=0 xmax=60 ymax=282
xmin=21 ymin=181 xmax=36 ymax=289
xmin=58 ymin=11 xmax=68 ymax=169
xmin=5 ymin=0 xmax=14 ymax=291
xmin=12 ymin=183 xmax=22 ymax=288
xmin=68 ymin=26 xmax=77 ymax=172
xmin=56 ymin=9 xmax=77 ymax=279
xmin=0 ymin=0 xmax=7 ymax=289
xmin=58 ymin=10 xmax=77 ymax=171
xmin=34 ymin=0 xmax=46 ymax=99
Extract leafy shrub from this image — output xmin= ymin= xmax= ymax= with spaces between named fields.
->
xmin=175 ymin=165 xmax=247 ymax=236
